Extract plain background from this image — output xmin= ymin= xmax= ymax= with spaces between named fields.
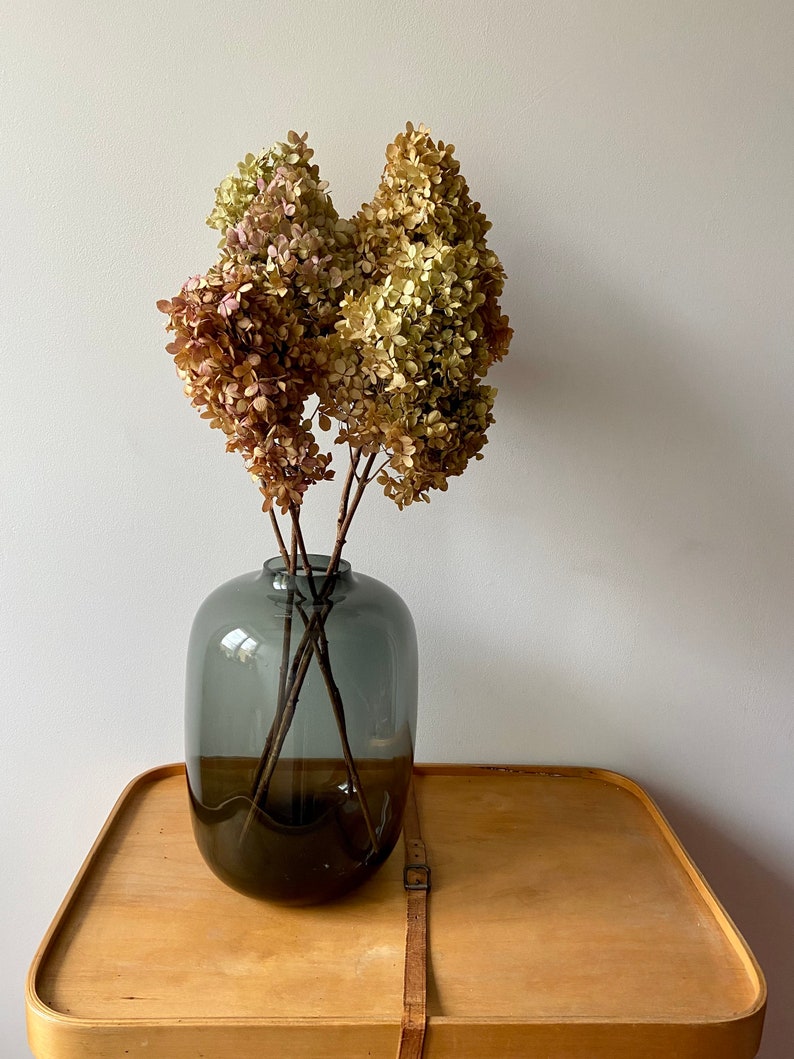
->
xmin=2 ymin=1 xmax=792 ymax=1056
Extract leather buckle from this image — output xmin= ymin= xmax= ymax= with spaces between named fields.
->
xmin=403 ymin=862 xmax=431 ymax=892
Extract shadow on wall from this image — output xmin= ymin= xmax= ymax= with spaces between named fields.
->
xmin=493 ymin=248 xmax=794 ymax=668
xmin=655 ymin=789 xmax=794 ymax=1059
xmin=435 ymin=237 xmax=794 ymax=749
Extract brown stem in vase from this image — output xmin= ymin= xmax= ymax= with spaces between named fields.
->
xmin=289 ymin=504 xmax=319 ymax=601
xmin=288 ymin=500 xmax=381 ymax=851
xmin=241 ymin=624 xmax=319 ymax=838
xmin=240 ymin=451 xmax=379 ymax=840
xmin=276 ymin=519 xmax=298 ymax=722
xmin=294 ymin=599 xmax=381 ymax=853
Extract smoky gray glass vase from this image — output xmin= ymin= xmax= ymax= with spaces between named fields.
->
xmin=185 ymin=554 xmax=418 ymax=905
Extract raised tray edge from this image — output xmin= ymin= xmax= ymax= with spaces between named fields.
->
xmin=26 ymin=762 xmax=766 ymax=1055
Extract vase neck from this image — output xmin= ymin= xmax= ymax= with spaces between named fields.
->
xmin=264 ymin=554 xmax=351 ymax=585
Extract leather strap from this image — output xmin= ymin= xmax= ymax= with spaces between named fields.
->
xmin=396 ymin=780 xmax=431 ymax=1059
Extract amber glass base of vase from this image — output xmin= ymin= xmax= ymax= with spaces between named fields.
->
xmin=189 ymin=755 xmax=412 ymax=905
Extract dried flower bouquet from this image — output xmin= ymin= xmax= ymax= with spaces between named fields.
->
xmin=159 ymin=123 xmax=511 ymax=840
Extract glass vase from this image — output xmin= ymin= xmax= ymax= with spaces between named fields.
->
xmin=185 ymin=554 xmax=418 ymax=905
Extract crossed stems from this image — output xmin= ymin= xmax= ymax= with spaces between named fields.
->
xmin=239 ymin=449 xmax=383 ymax=849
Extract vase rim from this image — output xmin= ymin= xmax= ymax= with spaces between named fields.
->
xmin=264 ymin=554 xmax=351 ymax=579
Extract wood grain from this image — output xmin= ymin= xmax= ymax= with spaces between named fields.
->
xmin=26 ymin=763 xmax=766 ymax=1058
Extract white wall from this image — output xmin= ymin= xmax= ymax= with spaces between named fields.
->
xmin=3 ymin=1 xmax=792 ymax=1055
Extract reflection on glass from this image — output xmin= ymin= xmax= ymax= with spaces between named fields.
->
xmin=220 ymin=627 xmax=260 ymax=662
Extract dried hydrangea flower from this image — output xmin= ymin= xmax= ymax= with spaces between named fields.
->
xmin=212 ymin=131 xmax=355 ymax=334
xmin=317 ymin=123 xmax=512 ymax=507
xmin=157 ymin=263 xmax=332 ymax=513
xmin=159 ymin=124 xmax=511 ymax=513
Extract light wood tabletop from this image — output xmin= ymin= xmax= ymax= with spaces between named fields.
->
xmin=26 ymin=763 xmax=766 ymax=1058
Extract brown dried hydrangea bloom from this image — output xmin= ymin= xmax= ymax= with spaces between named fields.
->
xmin=159 ymin=123 xmax=511 ymax=514
xmin=157 ymin=264 xmax=332 ymax=512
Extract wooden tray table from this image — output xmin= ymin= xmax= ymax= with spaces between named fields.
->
xmin=26 ymin=764 xmax=766 ymax=1058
